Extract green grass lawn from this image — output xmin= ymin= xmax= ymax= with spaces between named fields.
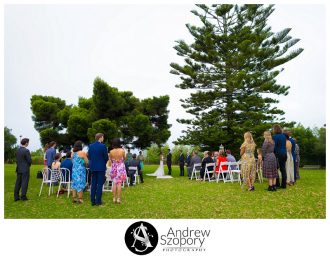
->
xmin=4 ymin=164 xmax=326 ymax=219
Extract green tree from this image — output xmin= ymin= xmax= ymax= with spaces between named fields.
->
xmin=141 ymin=96 xmax=172 ymax=146
xmin=31 ymin=95 xmax=66 ymax=131
xmin=39 ymin=128 xmax=60 ymax=146
xmin=4 ymin=127 xmax=18 ymax=162
xmin=87 ymin=119 xmax=121 ymax=145
xmin=31 ymin=77 xmax=171 ymax=149
xmin=145 ymin=143 xmax=161 ymax=164
xmin=170 ymin=4 xmax=303 ymax=155
xmin=291 ymin=124 xmax=318 ymax=166
xmin=314 ymin=125 xmax=326 ymax=166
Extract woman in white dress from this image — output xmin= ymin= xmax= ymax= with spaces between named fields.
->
xmin=147 ymin=153 xmax=172 ymax=178
xmin=285 ymin=134 xmax=295 ymax=185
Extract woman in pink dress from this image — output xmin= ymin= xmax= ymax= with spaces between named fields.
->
xmin=109 ymin=138 xmax=127 ymax=204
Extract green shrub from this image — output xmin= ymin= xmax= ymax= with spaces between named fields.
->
xmin=31 ymin=156 xmax=44 ymax=165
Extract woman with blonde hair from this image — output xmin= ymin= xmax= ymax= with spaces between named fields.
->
xmin=240 ymin=132 xmax=256 ymax=191
xmin=262 ymin=131 xmax=278 ymax=191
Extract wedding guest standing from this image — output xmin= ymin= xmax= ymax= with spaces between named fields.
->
xmin=273 ymin=124 xmax=287 ymax=189
xmin=71 ymin=141 xmax=88 ymax=204
xmin=43 ymin=143 xmax=49 ymax=167
xmin=240 ymin=132 xmax=257 ymax=191
xmin=14 ymin=138 xmax=32 ymax=201
xmin=166 ymin=149 xmax=172 ymax=175
xmin=46 ymin=141 xmax=56 ymax=179
xmin=126 ymin=149 xmax=133 ymax=161
xmin=138 ymin=151 xmax=144 ymax=171
xmin=110 ymin=138 xmax=127 ymax=204
xmin=88 ymin=133 xmax=109 ymax=206
xmin=186 ymin=152 xmax=191 ymax=177
xmin=262 ymin=131 xmax=278 ymax=191
xmin=284 ymin=128 xmax=297 ymax=181
xmin=285 ymin=134 xmax=295 ymax=185
xmin=179 ymin=150 xmax=185 ymax=176
xmin=295 ymin=142 xmax=301 ymax=179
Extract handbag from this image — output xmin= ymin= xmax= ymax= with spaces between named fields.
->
xmin=36 ymin=170 xmax=43 ymax=179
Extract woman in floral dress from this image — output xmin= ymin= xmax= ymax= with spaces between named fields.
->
xmin=71 ymin=141 xmax=88 ymax=203
xmin=240 ymin=132 xmax=257 ymax=191
xmin=109 ymin=138 xmax=127 ymax=204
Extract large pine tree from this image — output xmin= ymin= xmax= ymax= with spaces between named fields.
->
xmin=170 ymin=4 xmax=303 ymax=153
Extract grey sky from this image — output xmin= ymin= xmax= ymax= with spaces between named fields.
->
xmin=4 ymin=4 xmax=326 ymax=151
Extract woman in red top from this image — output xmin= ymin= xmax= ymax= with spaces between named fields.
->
xmin=215 ymin=150 xmax=228 ymax=173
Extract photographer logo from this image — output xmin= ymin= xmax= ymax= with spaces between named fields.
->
xmin=125 ymin=221 xmax=158 ymax=255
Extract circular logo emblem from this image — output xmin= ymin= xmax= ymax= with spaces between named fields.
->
xmin=125 ymin=221 xmax=158 ymax=255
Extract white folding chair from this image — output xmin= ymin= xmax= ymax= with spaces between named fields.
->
xmin=39 ymin=168 xmax=60 ymax=196
xmin=229 ymin=162 xmax=241 ymax=185
xmin=57 ymin=168 xmax=71 ymax=198
xmin=217 ymin=162 xmax=231 ymax=183
xmin=255 ymin=159 xmax=263 ymax=183
xmin=128 ymin=166 xmax=140 ymax=185
xmin=190 ymin=163 xmax=201 ymax=180
xmin=203 ymin=163 xmax=215 ymax=182
xmin=103 ymin=167 xmax=112 ymax=192
xmin=122 ymin=170 xmax=130 ymax=188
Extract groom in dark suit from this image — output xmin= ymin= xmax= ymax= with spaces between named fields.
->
xmin=14 ymin=138 xmax=32 ymax=201
xmin=166 ymin=149 xmax=172 ymax=175
xmin=179 ymin=150 xmax=185 ymax=176
xmin=88 ymin=133 xmax=109 ymax=206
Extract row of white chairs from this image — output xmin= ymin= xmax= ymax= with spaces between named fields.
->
xmin=191 ymin=160 xmax=264 ymax=184
xmin=190 ymin=162 xmax=240 ymax=183
xmin=39 ymin=166 xmax=140 ymax=197
xmin=39 ymin=168 xmax=71 ymax=197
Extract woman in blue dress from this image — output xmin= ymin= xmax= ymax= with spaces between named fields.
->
xmin=71 ymin=141 xmax=88 ymax=203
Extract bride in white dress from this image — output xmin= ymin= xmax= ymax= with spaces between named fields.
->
xmin=147 ymin=154 xmax=172 ymax=179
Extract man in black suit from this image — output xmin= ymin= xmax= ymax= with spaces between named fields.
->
xmin=179 ymin=150 xmax=185 ymax=176
xmin=127 ymin=154 xmax=144 ymax=185
xmin=200 ymin=151 xmax=214 ymax=180
xmin=14 ymin=138 xmax=32 ymax=201
xmin=167 ymin=149 xmax=172 ymax=175
xmin=186 ymin=152 xmax=191 ymax=177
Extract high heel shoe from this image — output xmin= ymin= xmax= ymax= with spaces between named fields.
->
xmin=113 ymin=197 xmax=116 ymax=204
xmin=117 ymin=198 xmax=121 ymax=204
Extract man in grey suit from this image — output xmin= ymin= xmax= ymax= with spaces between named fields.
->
xmin=187 ymin=151 xmax=202 ymax=179
xmin=14 ymin=138 xmax=32 ymax=201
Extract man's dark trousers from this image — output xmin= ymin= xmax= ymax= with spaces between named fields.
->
xmin=91 ymin=171 xmax=105 ymax=205
xmin=167 ymin=161 xmax=172 ymax=175
xmin=128 ymin=170 xmax=135 ymax=186
xmin=276 ymin=154 xmax=287 ymax=188
xmin=179 ymin=163 xmax=184 ymax=176
xmin=14 ymin=172 xmax=30 ymax=200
